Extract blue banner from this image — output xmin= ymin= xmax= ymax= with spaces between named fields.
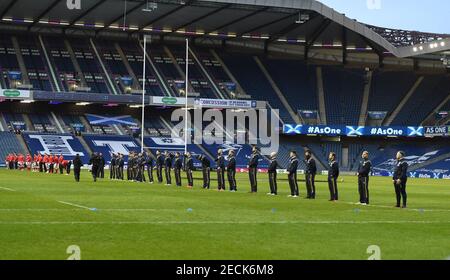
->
xmin=283 ymin=125 xmax=428 ymax=137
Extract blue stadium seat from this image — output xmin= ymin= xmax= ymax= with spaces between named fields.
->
xmin=262 ymin=58 xmax=318 ymax=112
xmin=392 ymin=75 xmax=450 ymax=125
xmin=0 ymin=132 xmax=26 ymax=165
xmin=322 ymin=67 xmax=365 ymax=125
xmin=219 ymin=53 xmax=294 ymax=123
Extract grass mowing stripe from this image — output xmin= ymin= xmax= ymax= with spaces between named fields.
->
xmin=0 ymin=221 xmax=449 ymax=225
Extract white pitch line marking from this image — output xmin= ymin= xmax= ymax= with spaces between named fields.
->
xmin=0 ymin=209 xmax=172 ymax=212
xmin=0 ymin=221 xmax=448 ymax=225
xmin=343 ymin=202 xmax=450 ymax=212
xmin=0 ymin=187 xmax=16 ymax=192
xmin=57 ymin=201 xmax=93 ymax=210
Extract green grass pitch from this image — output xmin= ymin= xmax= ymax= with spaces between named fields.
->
xmin=0 ymin=169 xmax=449 ymax=260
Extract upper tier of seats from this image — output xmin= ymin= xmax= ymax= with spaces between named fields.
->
xmin=0 ymin=34 xmax=448 ymax=126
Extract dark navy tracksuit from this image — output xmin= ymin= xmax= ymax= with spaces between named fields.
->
xmin=174 ymin=157 xmax=183 ymax=186
xmin=227 ymin=156 xmax=237 ymax=191
xmin=328 ymin=161 xmax=339 ymax=201
xmin=358 ymin=159 xmax=372 ymax=204
xmin=393 ymin=159 xmax=408 ymax=207
xmin=304 ymin=157 xmax=317 ymax=199
xmin=268 ymin=158 xmax=278 ymax=195
xmin=216 ymin=155 xmax=225 ymax=190
xmin=287 ymin=156 xmax=299 ymax=196
xmin=248 ymin=153 xmax=259 ymax=193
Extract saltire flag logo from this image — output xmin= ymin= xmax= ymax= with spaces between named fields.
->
xmin=86 ymin=114 xmax=137 ymax=126
xmin=283 ymin=124 xmax=303 ymax=134
xmin=346 ymin=126 xmax=365 ymax=136
xmin=407 ymin=127 xmax=424 ymax=137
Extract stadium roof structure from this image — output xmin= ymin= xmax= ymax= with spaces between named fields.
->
xmin=0 ymin=0 xmax=449 ymax=63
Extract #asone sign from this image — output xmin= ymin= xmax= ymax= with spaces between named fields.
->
xmin=283 ymin=125 xmax=428 ymax=137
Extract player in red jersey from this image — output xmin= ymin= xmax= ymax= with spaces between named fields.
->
xmin=26 ymin=154 xmax=32 ymax=171
xmin=18 ymin=154 xmax=24 ymax=171
xmin=58 ymin=154 xmax=64 ymax=174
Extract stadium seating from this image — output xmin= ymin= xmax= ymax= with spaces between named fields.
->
xmin=118 ymin=41 xmax=165 ymax=96
xmin=261 ymin=58 xmax=318 ymax=112
xmin=0 ymin=34 xmax=20 ymax=89
xmin=43 ymin=36 xmax=77 ymax=92
xmin=391 ymin=75 xmax=450 ymax=125
xmin=277 ymin=138 xmax=307 ymax=170
xmin=3 ymin=113 xmax=27 ymax=131
xmin=0 ymin=132 xmax=26 ymax=165
xmin=168 ymin=45 xmax=218 ymax=99
xmin=28 ymin=113 xmax=57 ymax=133
xmin=194 ymin=48 xmax=233 ymax=89
xmin=68 ymin=38 xmax=111 ymax=94
xmin=16 ymin=36 xmax=54 ymax=91
xmin=218 ymin=53 xmax=294 ymax=123
xmin=368 ymin=70 xmax=418 ymax=115
xmin=146 ymin=44 xmax=184 ymax=96
xmin=306 ymin=142 xmax=342 ymax=169
xmin=322 ymin=67 xmax=365 ymax=125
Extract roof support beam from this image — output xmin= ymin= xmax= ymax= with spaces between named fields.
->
xmin=237 ymin=11 xmax=296 ymax=37
xmin=304 ymin=18 xmax=331 ymax=61
xmin=96 ymin=1 xmax=146 ymax=34
xmin=28 ymin=0 xmax=60 ymax=30
xmin=133 ymin=0 xmax=194 ymax=34
xmin=64 ymin=0 xmax=108 ymax=29
xmin=361 ymin=36 xmax=385 ymax=68
xmin=342 ymin=26 xmax=347 ymax=65
xmin=267 ymin=13 xmax=317 ymax=43
xmin=168 ymin=4 xmax=232 ymax=35
xmin=208 ymin=7 xmax=269 ymax=35
xmin=0 ymin=0 xmax=17 ymax=19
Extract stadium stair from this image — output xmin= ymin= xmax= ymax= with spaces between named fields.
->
xmin=114 ymin=43 xmax=141 ymax=91
xmin=358 ymin=71 xmax=373 ymax=126
xmin=384 ymin=76 xmax=424 ymax=126
xmin=89 ymin=39 xmax=119 ymax=95
xmin=63 ymin=39 xmax=89 ymax=88
xmin=422 ymin=95 xmax=450 ymax=126
xmin=316 ymin=67 xmax=327 ymax=124
xmin=76 ymin=135 xmax=93 ymax=156
xmin=49 ymin=112 xmax=65 ymax=133
xmin=0 ymin=132 xmax=26 ymax=165
xmin=163 ymin=46 xmax=196 ymax=96
xmin=210 ymin=49 xmax=249 ymax=99
xmin=11 ymin=36 xmax=31 ymax=86
xmin=138 ymin=40 xmax=173 ymax=97
xmin=0 ymin=113 xmax=7 ymax=131
xmin=22 ymin=114 xmax=33 ymax=132
xmin=254 ymin=57 xmax=301 ymax=124
xmin=16 ymin=134 xmax=30 ymax=155
xmin=189 ymin=48 xmax=225 ymax=99
xmin=37 ymin=35 xmax=62 ymax=92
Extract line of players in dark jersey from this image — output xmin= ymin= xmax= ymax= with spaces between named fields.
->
xmin=99 ymin=147 xmax=409 ymax=208
xmin=5 ymin=148 xmax=409 ymax=208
